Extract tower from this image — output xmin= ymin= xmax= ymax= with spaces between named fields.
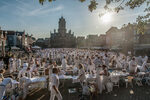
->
xmin=58 ymin=16 xmax=66 ymax=34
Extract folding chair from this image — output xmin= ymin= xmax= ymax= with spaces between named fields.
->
xmin=135 ymin=72 xmax=145 ymax=86
xmin=110 ymin=75 xmax=120 ymax=88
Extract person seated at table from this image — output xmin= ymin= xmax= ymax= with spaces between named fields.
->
xmin=116 ymin=59 xmax=123 ymax=70
xmin=82 ymin=82 xmax=90 ymax=95
xmin=129 ymin=57 xmax=137 ymax=75
xmin=78 ymin=64 xmax=86 ymax=86
xmin=121 ymin=56 xmax=128 ymax=69
xmin=30 ymin=64 xmax=40 ymax=77
xmin=109 ymin=56 xmax=117 ymax=69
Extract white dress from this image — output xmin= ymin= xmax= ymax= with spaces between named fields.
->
xmin=78 ymin=68 xmax=86 ymax=83
xmin=61 ymin=58 xmax=67 ymax=71
xmin=96 ymin=67 xmax=103 ymax=93
xmin=129 ymin=60 xmax=137 ymax=73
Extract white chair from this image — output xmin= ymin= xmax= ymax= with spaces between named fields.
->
xmin=144 ymin=72 xmax=150 ymax=86
xmin=145 ymin=77 xmax=150 ymax=86
xmin=110 ymin=75 xmax=120 ymax=88
xmin=135 ymin=72 xmax=145 ymax=86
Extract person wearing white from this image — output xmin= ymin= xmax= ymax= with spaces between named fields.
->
xmin=0 ymin=58 xmax=4 ymax=70
xmin=19 ymin=77 xmax=32 ymax=99
xmin=9 ymin=56 xmax=15 ymax=73
xmin=78 ymin=64 xmax=86 ymax=84
xmin=50 ymin=68 xmax=62 ymax=100
xmin=18 ymin=61 xmax=28 ymax=79
xmin=0 ymin=78 xmax=13 ymax=100
xmin=16 ymin=57 xmax=21 ymax=71
xmin=88 ymin=59 xmax=95 ymax=75
xmin=129 ymin=57 xmax=137 ymax=74
xmin=61 ymin=56 xmax=67 ymax=71
xmin=96 ymin=65 xmax=103 ymax=94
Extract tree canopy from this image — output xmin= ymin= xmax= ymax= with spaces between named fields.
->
xmin=39 ymin=0 xmax=150 ymax=34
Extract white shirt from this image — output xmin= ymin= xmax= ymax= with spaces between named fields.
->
xmin=23 ymin=62 xmax=28 ymax=69
xmin=51 ymin=74 xmax=59 ymax=88
xmin=78 ymin=68 xmax=86 ymax=81
xmin=0 ymin=61 xmax=4 ymax=70
xmin=129 ymin=60 xmax=137 ymax=71
xmin=62 ymin=59 xmax=67 ymax=66
xmin=17 ymin=59 xmax=21 ymax=67
xmin=0 ymin=78 xmax=12 ymax=86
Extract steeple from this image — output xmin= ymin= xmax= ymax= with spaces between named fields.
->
xmin=58 ymin=16 xmax=66 ymax=34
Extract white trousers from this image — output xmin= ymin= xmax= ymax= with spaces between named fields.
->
xmin=0 ymin=86 xmax=6 ymax=100
xmin=50 ymin=88 xmax=62 ymax=100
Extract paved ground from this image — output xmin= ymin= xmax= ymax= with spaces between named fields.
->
xmin=25 ymin=83 xmax=150 ymax=100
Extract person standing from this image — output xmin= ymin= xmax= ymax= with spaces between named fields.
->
xmin=0 ymin=58 xmax=4 ymax=70
xmin=9 ymin=55 xmax=15 ymax=73
xmin=129 ymin=57 xmax=137 ymax=74
xmin=50 ymin=68 xmax=62 ymax=100
xmin=78 ymin=64 xmax=86 ymax=86
xmin=18 ymin=60 xmax=28 ymax=79
xmin=61 ymin=56 xmax=67 ymax=71
xmin=16 ymin=57 xmax=21 ymax=71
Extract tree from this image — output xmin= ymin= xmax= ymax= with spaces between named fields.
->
xmin=39 ymin=0 xmax=150 ymax=32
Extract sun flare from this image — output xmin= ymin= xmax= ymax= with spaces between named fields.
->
xmin=101 ymin=12 xmax=112 ymax=23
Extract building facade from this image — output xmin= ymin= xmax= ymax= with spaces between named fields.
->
xmin=86 ymin=35 xmax=99 ymax=48
xmin=50 ymin=17 xmax=76 ymax=48
xmin=106 ymin=27 xmax=124 ymax=50
xmin=0 ymin=27 xmax=6 ymax=56
xmin=76 ymin=36 xmax=86 ymax=48
xmin=3 ymin=30 xmax=25 ymax=48
xmin=99 ymin=34 xmax=106 ymax=47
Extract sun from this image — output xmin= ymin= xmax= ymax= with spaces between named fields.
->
xmin=101 ymin=12 xmax=112 ymax=23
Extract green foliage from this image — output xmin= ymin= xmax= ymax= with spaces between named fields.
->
xmin=136 ymin=20 xmax=146 ymax=35
xmin=38 ymin=0 xmax=150 ymax=33
xmin=79 ymin=0 xmax=86 ymax=2
xmin=88 ymin=0 xmax=98 ymax=12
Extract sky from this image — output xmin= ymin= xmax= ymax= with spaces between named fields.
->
xmin=0 ymin=0 xmax=147 ymax=38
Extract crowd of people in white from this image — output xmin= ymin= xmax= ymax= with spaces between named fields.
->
xmin=0 ymin=48 xmax=149 ymax=100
